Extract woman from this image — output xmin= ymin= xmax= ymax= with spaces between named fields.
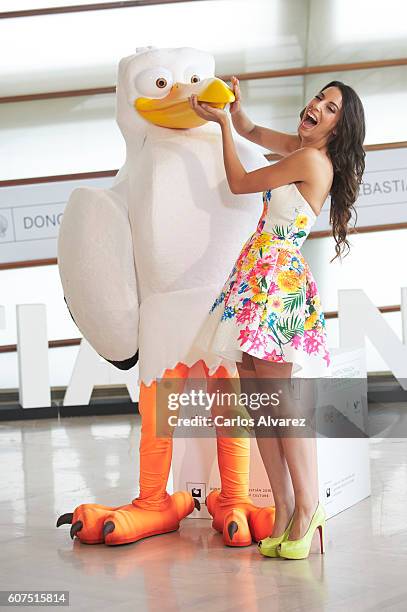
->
xmin=189 ymin=77 xmax=366 ymax=559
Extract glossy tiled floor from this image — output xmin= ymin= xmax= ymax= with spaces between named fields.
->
xmin=1 ymin=413 xmax=406 ymax=612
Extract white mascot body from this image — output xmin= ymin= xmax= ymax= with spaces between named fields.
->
xmin=57 ymin=47 xmax=275 ymax=547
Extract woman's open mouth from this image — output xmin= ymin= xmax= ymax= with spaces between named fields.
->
xmin=301 ymin=111 xmax=319 ymax=129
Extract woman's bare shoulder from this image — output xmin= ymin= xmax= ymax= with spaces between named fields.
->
xmin=294 ymin=148 xmax=334 ymax=215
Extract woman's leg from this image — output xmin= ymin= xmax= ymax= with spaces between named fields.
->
xmin=237 ymin=352 xmax=295 ymax=537
xmin=252 ymin=356 xmax=319 ymax=541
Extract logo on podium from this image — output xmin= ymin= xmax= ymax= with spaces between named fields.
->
xmin=187 ymin=482 xmax=206 ymax=504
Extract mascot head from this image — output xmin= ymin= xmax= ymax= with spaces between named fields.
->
xmin=116 ymin=46 xmax=235 ymax=136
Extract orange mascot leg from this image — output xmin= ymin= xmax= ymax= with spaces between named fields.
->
xmin=204 ymin=364 xmax=276 ymax=546
xmin=57 ymin=362 xmax=196 ymax=545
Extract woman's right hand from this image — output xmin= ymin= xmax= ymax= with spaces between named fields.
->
xmin=229 ymin=76 xmax=242 ymax=115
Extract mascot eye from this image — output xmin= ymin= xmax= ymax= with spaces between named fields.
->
xmin=190 ymin=74 xmax=200 ymax=84
xmin=134 ymin=67 xmax=173 ymax=98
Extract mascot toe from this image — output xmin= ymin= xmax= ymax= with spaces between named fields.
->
xmin=57 ymin=46 xmax=275 ymax=546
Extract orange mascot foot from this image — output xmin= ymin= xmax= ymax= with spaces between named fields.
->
xmin=206 ymin=490 xmax=275 ymax=547
xmin=57 ymin=362 xmax=197 ymax=546
xmin=57 ymin=492 xmax=197 ymax=545
xmin=208 ymin=387 xmax=275 ymax=547
xmin=205 ymin=365 xmax=276 ymax=547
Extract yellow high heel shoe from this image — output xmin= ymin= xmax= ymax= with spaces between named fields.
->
xmin=258 ymin=514 xmax=294 ymax=558
xmin=277 ymin=502 xmax=326 ymax=560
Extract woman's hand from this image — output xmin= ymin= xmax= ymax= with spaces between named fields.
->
xmin=188 ymin=94 xmax=228 ymax=126
xmin=229 ymin=76 xmax=242 ymax=115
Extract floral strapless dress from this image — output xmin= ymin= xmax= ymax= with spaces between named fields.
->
xmin=193 ymin=183 xmax=331 ymax=377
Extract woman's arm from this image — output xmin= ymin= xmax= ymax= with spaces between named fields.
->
xmin=188 ymin=95 xmax=325 ymax=196
xmin=237 ymin=120 xmax=301 ymax=158
xmin=229 ymin=76 xmax=300 ymax=156
xmin=220 ymin=117 xmax=324 ymax=195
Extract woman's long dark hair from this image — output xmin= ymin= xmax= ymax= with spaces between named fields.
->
xmin=300 ymin=81 xmax=366 ymax=262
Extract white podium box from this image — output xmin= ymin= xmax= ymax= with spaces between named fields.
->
xmin=171 ymin=347 xmax=371 ymax=520
xmin=316 ymin=347 xmax=370 ymax=518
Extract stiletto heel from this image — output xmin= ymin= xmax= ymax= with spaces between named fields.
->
xmin=258 ymin=514 xmax=294 ymax=558
xmin=318 ymin=523 xmax=325 ymax=554
xmin=277 ymin=502 xmax=326 ymax=560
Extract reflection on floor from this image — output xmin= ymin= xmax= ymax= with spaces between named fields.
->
xmin=0 ymin=413 xmax=406 ymax=612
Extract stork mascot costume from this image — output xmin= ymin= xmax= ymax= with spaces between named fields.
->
xmin=57 ymin=47 xmax=276 ymax=547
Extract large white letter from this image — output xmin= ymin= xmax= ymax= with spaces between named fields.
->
xmin=63 ymin=338 xmax=139 ymax=406
xmin=338 ymin=288 xmax=407 ymax=388
xmin=16 ymin=304 xmax=51 ymax=408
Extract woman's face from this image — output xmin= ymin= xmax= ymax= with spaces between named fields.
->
xmin=298 ymin=86 xmax=343 ymax=142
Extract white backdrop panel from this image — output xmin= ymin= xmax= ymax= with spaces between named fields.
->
xmin=2 ymin=147 xmax=406 ymax=264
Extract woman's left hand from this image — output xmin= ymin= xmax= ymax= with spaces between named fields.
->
xmin=188 ymin=94 xmax=228 ymax=125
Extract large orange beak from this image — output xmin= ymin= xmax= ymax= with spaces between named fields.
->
xmin=134 ymin=77 xmax=235 ymax=129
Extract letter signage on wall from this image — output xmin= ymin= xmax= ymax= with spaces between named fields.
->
xmin=313 ymin=147 xmax=407 ymax=232
xmin=1 ymin=146 xmax=406 ymax=265
xmin=0 ymin=176 xmax=112 ymax=265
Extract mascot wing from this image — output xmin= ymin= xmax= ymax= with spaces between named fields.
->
xmin=57 ymin=186 xmax=139 ymax=369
